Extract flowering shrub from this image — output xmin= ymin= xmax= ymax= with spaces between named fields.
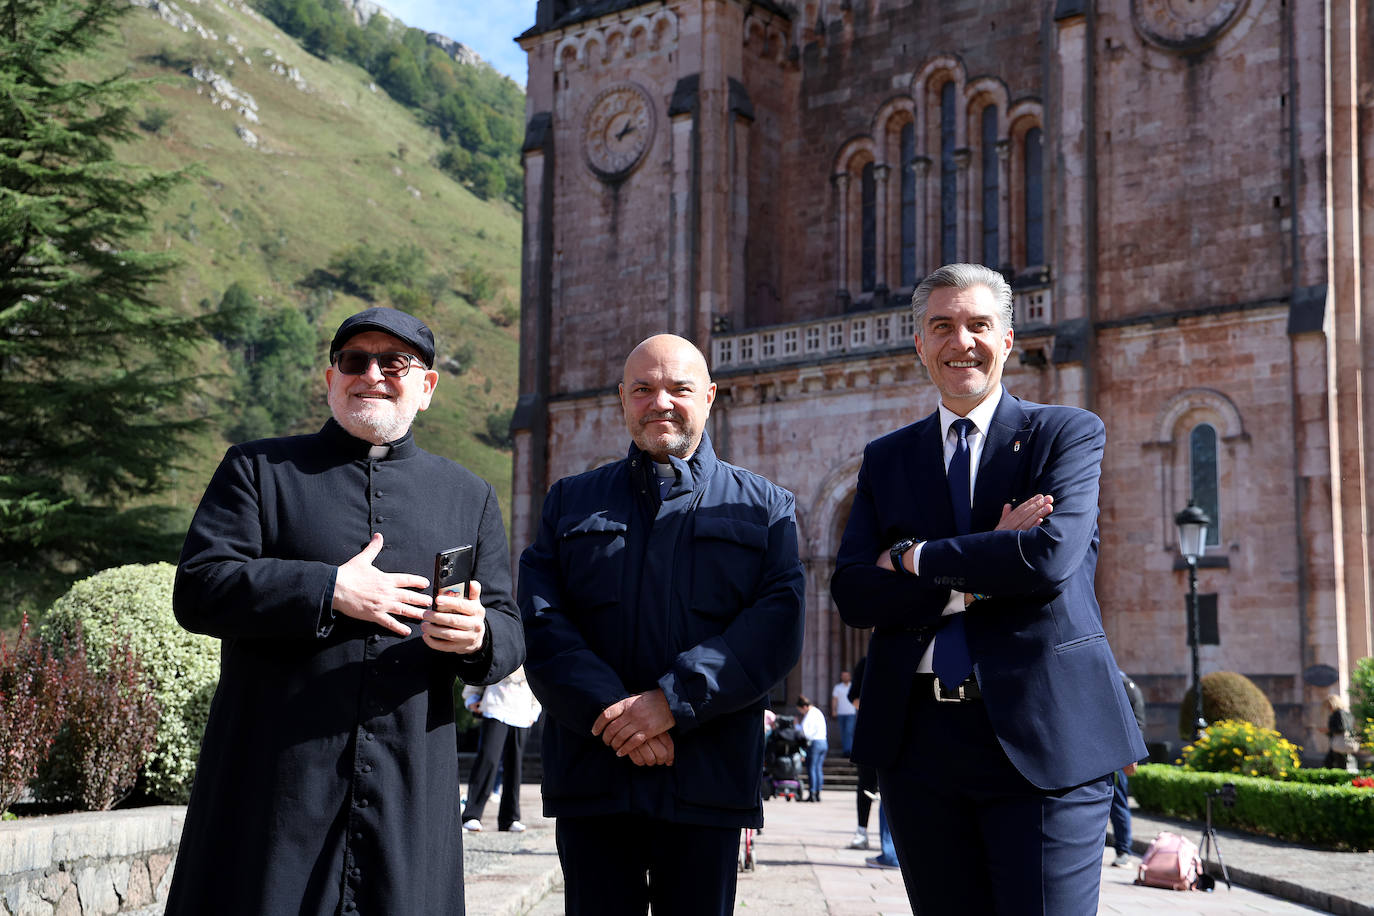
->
xmin=1179 ymin=719 xmax=1302 ymax=778
xmin=34 ymin=627 xmax=161 ymax=811
xmin=0 ymin=616 xmax=72 ymax=815
xmin=1352 ymin=776 xmax=1374 ymax=789
xmin=41 ymin=564 xmax=219 ymax=803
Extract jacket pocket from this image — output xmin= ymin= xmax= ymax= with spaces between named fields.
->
xmin=556 ymin=514 xmax=627 ymax=610
xmin=690 ymin=515 xmax=768 ymax=619
xmin=1053 ymin=632 xmax=1105 ymax=654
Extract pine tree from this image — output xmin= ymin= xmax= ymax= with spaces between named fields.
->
xmin=0 ymin=0 xmax=208 ymax=613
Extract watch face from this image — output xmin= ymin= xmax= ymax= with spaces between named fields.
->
xmin=584 ymin=84 xmax=654 ymax=180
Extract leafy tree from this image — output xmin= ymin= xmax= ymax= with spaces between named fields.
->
xmin=212 ymin=284 xmax=316 ymax=441
xmin=0 ymin=0 xmax=209 ymax=615
xmin=378 ymin=46 xmax=426 ymax=107
xmin=327 ymin=242 xmax=427 ymax=299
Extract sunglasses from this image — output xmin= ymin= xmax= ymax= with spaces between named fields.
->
xmin=332 ymin=349 xmax=425 ymax=378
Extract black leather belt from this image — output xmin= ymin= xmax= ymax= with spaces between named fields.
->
xmin=914 ymin=673 xmax=982 ymax=702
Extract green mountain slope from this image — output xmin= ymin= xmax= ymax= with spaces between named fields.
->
xmin=88 ymin=0 xmax=523 ymax=533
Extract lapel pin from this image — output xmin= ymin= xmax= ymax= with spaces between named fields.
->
xmin=1013 ymin=440 xmax=1021 ymax=452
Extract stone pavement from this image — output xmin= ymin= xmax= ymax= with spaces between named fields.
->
xmin=463 ymin=784 xmax=1374 ymax=915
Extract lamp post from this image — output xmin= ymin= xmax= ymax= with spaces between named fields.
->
xmin=1175 ymin=499 xmax=1212 ymax=740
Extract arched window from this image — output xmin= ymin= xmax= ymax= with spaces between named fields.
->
xmin=940 ymin=82 xmax=957 ymax=265
xmin=900 ymin=122 xmax=916 ymax=287
xmin=1189 ymin=423 xmax=1221 ymax=546
xmin=981 ymin=105 xmax=999 ymax=268
xmin=1024 ymin=126 xmax=1044 ymax=267
xmin=861 ymin=162 xmax=876 ymax=292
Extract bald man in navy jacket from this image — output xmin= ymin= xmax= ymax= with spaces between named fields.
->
xmin=831 ymin=264 xmax=1145 ymax=916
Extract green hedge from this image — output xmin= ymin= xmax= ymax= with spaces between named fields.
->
xmin=1131 ymin=764 xmax=1374 ymax=850
xmin=41 ymin=564 xmax=220 ymax=803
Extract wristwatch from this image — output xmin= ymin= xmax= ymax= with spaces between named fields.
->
xmin=889 ymin=537 xmax=918 ymax=574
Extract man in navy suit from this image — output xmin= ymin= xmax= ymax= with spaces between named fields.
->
xmin=830 ymin=264 xmax=1146 ymax=915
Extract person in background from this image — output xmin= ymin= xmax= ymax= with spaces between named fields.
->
xmin=1324 ymin=693 xmax=1358 ymax=772
xmin=1110 ymin=670 xmax=1147 ymax=867
xmin=831 ymin=669 xmax=857 ymax=755
xmin=796 ymin=696 xmax=828 ymax=802
xmin=847 ymin=657 xmax=873 ymax=849
xmin=461 ymin=666 xmax=542 ymax=833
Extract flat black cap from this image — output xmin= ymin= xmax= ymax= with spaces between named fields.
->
xmin=330 ymin=307 xmax=435 ymax=367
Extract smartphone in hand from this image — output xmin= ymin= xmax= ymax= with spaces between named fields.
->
xmin=432 ymin=545 xmax=474 ymax=603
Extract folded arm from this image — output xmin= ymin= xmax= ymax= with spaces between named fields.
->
xmin=829 ymin=451 xmax=960 ymax=630
xmin=917 ymin=410 xmax=1105 ymax=597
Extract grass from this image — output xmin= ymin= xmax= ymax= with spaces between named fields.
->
xmin=62 ymin=2 xmax=524 ymax=543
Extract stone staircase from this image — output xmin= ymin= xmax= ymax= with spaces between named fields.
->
xmin=821 ymin=753 xmax=859 ymax=790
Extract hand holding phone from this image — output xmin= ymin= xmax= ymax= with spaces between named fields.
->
xmin=425 ymin=545 xmax=485 ymax=655
xmin=432 ymin=545 xmax=474 ymax=602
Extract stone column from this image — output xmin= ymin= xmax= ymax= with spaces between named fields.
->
xmin=834 ymin=172 xmax=851 ymax=303
xmin=912 ymin=155 xmax=931 ymax=278
xmin=1051 ymin=6 xmax=1090 ymax=409
xmin=873 ymin=164 xmax=891 ymax=295
xmin=953 ymin=147 xmax=972 ymax=263
xmin=996 ymin=138 xmax=1012 ymax=269
xmin=1326 ymin=0 xmax=1371 ymax=680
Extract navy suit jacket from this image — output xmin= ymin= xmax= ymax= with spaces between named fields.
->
xmin=830 ymin=389 xmax=1146 ymax=790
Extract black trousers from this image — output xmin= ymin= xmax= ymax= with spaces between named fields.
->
xmin=460 ymin=718 xmax=526 ymax=829
xmin=879 ymin=692 xmax=1112 ymax=916
xmin=555 ymin=814 xmax=740 ymax=916
xmin=855 ymin=763 xmax=877 ymax=828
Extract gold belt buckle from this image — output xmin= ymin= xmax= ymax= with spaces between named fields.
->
xmin=933 ymin=679 xmax=967 ymax=703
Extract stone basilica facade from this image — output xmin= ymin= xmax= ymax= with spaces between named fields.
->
xmin=512 ymin=0 xmax=1372 ymax=752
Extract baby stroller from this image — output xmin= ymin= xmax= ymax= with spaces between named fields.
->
xmin=762 ymin=715 xmax=805 ymax=801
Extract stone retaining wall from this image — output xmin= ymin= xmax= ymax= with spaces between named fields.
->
xmin=0 ymin=807 xmax=184 ymax=916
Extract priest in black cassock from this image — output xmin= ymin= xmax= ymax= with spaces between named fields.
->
xmin=166 ymin=307 xmax=523 ymax=916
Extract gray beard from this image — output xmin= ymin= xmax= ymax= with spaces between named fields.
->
xmin=335 ymin=405 xmax=417 ymax=445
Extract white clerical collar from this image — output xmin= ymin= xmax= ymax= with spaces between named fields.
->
xmin=938 ymin=386 xmax=1004 ymax=441
xmin=368 ymin=444 xmax=391 ymax=459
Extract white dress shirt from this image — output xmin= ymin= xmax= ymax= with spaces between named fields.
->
xmin=912 ymin=387 xmax=1003 ymax=673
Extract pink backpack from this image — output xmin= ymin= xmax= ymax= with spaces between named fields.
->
xmin=1134 ymin=831 xmax=1203 ymax=891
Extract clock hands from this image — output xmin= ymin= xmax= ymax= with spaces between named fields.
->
xmin=615 ymin=120 xmax=637 ymax=141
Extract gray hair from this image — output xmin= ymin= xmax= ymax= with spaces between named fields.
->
xmin=911 ymin=264 xmax=1013 ymax=338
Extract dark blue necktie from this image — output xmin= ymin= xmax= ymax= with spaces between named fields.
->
xmin=934 ymin=418 xmax=974 ymax=689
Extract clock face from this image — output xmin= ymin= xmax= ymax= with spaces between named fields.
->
xmin=1132 ymin=0 xmax=1248 ymax=50
xmin=584 ymin=84 xmax=654 ymax=180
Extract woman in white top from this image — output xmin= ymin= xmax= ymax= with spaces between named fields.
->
xmin=795 ymin=696 xmax=829 ymax=802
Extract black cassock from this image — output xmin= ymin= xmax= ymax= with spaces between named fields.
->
xmin=166 ymin=419 xmax=523 ymax=916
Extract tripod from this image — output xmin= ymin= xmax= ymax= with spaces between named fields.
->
xmin=1196 ymin=792 xmax=1232 ymax=891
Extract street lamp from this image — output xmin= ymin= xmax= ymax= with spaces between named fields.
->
xmin=1175 ymin=499 xmax=1212 ymax=740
